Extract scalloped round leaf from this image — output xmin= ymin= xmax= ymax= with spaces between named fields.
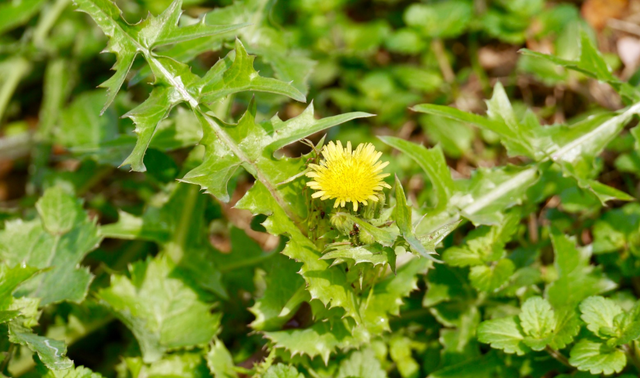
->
xmin=569 ymin=338 xmax=626 ymax=375
xmin=477 ymin=316 xmax=529 ymax=355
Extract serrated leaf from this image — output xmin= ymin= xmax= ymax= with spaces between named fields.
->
xmin=469 ymin=258 xmax=514 ymax=292
xmin=547 ymin=229 xmax=616 ymax=309
xmin=0 ymin=187 xmax=101 ymax=305
xmin=321 ymin=246 xmax=390 ymax=268
xmin=99 ymin=254 xmax=220 ymax=362
xmin=550 ymin=308 xmax=581 ymax=350
xmin=238 ymin=183 xmax=359 ymax=321
xmin=520 ymin=30 xmax=640 ymax=102
xmin=580 ymin=296 xmax=622 ymax=339
xmin=199 ymin=39 xmax=305 ymax=104
xmin=265 ymin=319 xmax=358 ymax=364
xmin=207 ymin=339 xmax=238 ymax=378
xmin=8 ymin=323 xmax=73 ymax=371
xmin=73 ymin=0 xmax=245 ymax=113
xmin=264 ymin=364 xmax=304 ymax=378
xmin=520 ymin=297 xmax=556 ymax=340
xmin=0 ymin=264 xmax=40 ymax=311
xmin=569 ymin=338 xmax=626 ymax=375
xmin=477 ymin=316 xmax=529 ymax=355
xmin=337 ymin=348 xmax=386 ymax=378
xmin=182 ymin=98 xmax=372 ymax=206
xmin=249 ymin=252 xmax=306 ymax=331
xmin=44 ymin=366 xmax=105 ymax=378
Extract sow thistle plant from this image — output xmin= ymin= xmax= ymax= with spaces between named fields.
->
xmin=5 ymin=0 xmax=640 ymax=377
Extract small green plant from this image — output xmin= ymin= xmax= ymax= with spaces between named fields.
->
xmin=2 ymin=0 xmax=640 ymax=377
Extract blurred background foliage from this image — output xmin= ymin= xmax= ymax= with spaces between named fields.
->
xmin=3 ymin=0 xmax=640 ymax=377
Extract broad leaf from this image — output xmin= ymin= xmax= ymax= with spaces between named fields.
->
xmin=99 ymin=254 xmax=220 ymax=362
xmin=477 ymin=316 xmax=529 ymax=356
xmin=569 ymin=338 xmax=626 ymax=375
xmin=0 ymin=187 xmax=101 ymax=305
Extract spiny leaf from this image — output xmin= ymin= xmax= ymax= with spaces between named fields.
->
xmin=9 ymin=323 xmax=73 ymax=371
xmin=0 ymin=187 xmax=101 ymax=305
xmin=99 ymin=254 xmax=220 ymax=363
xmin=198 ymin=39 xmax=306 ymax=104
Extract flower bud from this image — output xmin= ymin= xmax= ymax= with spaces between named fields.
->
xmin=330 ymin=212 xmax=354 ymax=234
xmin=358 ymin=229 xmax=375 ymax=245
xmin=363 ymin=193 xmax=386 ymax=219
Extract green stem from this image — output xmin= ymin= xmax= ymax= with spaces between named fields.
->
xmin=0 ymin=343 xmax=15 ymax=374
xmin=33 ymin=0 xmax=71 ymax=48
xmin=624 ymin=343 xmax=640 ymax=373
xmin=0 ymin=58 xmax=31 ymax=125
xmin=165 ymin=183 xmax=200 ymax=262
xmin=545 ymin=346 xmax=571 ymax=368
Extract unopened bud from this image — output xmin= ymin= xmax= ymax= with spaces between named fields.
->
xmin=363 ymin=193 xmax=386 ymax=219
xmin=358 ymin=229 xmax=375 ymax=245
xmin=330 ymin=212 xmax=354 ymax=234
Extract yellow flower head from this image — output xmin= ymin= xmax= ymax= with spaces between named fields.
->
xmin=306 ymin=141 xmax=391 ymax=211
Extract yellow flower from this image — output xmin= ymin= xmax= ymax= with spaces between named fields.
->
xmin=306 ymin=141 xmax=391 ymax=211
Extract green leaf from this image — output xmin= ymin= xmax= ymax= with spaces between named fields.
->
xmin=443 ymin=212 xmax=519 ymax=267
xmin=44 ymin=366 xmax=105 ymax=378
xmin=338 ymin=213 xmax=396 ymax=248
xmin=8 ymin=323 xmax=73 ymax=371
xmin=0 ymin=264 xmax=40 ymax=310
xmin=321 ymin=246 xmax=391 ymax=268
xmin=593 ymin=203 xmax=640 ymax=254
xmin=337 ymin=348 xmax=386 ymax=378
xmin=198 ymin=39 xmax=305 ymax=104
xmin=264 ymin=364 xmax=304 ymax=378
xmin=265 ymin=319 xmax=358 ymax=364
xmin=546 ymin=229 xmax=616 ymax=309
xmin=457 ymin=165 xmax=539 ymax=226
xmin=73 ymin=0 xmax=245 ymax=113
xmin=237 ymin=182 xmax=359 ymax=322
xmin=99 ymin=254 xmax=220 ymax=362
xmin=0 ymin=187 xmax=101 ymax=305
xmin=207 ymin=339 xmax=238 ymax=378
xmin=469 ymin=258 xmax=514 ymax=292
xmin=404 ymin=1 xmax=473 ymax=39
xmin=477 ymin=316 xmax=529 ymax=356
xmin=379 ymin=136 xmax=453 ymax=210
xmin=390 ymin=176 xmax=439 ymax=262
xmin=569 ymin=338 xmax=626 ymax=375
xmin=520 ymin=30 xmax=640 ymax=102
xmin=0 ymin=0 xmax=46 ymax=36
xmin=249 ymin=252 xmax=306 ymax=331
xmin=519 ymin=297 xmax=556 ymax=350
xmin=579 ymin=296 xmax=622 ymax=339
xmin=120 ymin=87 xmax=174 ymax=172
xmin=182 ymin=98 xmax=371 ymax=207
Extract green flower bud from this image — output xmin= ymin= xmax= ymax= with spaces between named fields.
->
xmin=330 ymin=212 xmax=354 ymax=234
xmin=358 ymin=229 xmax=375 ymax=245
xmin=363 ymin=193 xmax=386 ymax=219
